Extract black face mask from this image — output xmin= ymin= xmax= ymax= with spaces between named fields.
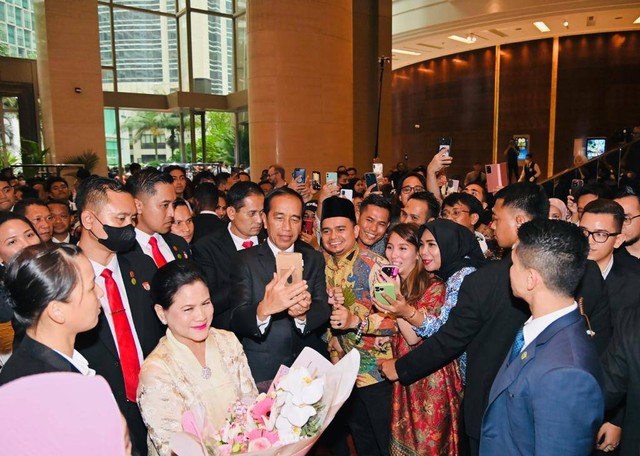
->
xmin=90 ymin=215 xmax=137 ymax=253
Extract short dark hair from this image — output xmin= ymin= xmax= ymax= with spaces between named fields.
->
xmin=215 ymin=172 xmax=231 ymax=186
xmin=264 ymin=187 xmax=303 ymax=216
xmin=13 ymin=198 xmax=48 ymax=216
xmin=15 ymin=185 xmax=38 ymax=199
xmin=399 ymin=172 xmax=427 ymax=191
xmin=576 ymin=183 xmax=612 ymax=201
xmin=192 ymin=183 xmax=219 ymax=211
xmin=614 ymin=186 xmax=640 ymax=208
xmin=128 ymin=163 xmax=142 ymax=174
xmin=582 ymin=198 xmax=625 ymax=232
xmin=0 ymin=176 xmax=11 ymax=186
xmin=516 ymin=219 xmax=589 ymax=297
xmin=151 ymin=260 xmax=208 ymax=310
xmin=337 ymin=171 xmax=348 ymax=180
xmin=192 ymin=170 xmax=216 ymax=188
xmin=76 ymin=176 xmax=126 ymax=214
xmin=45 ymin=176 xmax=68 ymax=193
xmin=46 ymin=199 xmax=71 ymax=213
xmin=5 ymin=243 xmax=84 ymax=327
xmin=494 ymin=182 xmax=549 ymax=220
xmin=463 ymin=182 xmax=488 ymax=203
xmin=408 ymin=191 xmax=441 ymax=220
xmin=226 ymin=181 xmax=264 ymax=210
xmin=172 ymin=197 xmax=191 ymax=211
xmin=163 ymin=165 xmax=186 ymax=176
xmin=360 ymin=194 xmax=392 ymax=216
xmin=125 ymin=168 xmax=173 ymax=198
xmin=346 ymin=167 xmax=357 ymax=174
xmin=269 ymin=164 xmax=285 ymax=178
xmin=443 ymin=192 xmax=484 ymax=216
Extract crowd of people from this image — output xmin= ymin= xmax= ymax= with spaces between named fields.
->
xmin=0 ymin=151 xmax=638 ymax=456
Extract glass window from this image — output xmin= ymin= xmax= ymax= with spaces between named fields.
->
xmin=234 ymin=12 xmax=246 ymax=91
xmin=98 ymin=4 xmax=113 ymax=67
xmin=0 ymin=5 xmax=5 ymax=22
xmin=189 ymin=0 xmax=232 ymax=14
xmin=235 ymin=0 xmax=245 ymax=13
xmin=178 ymin=13 xmax=189 ymax=90
xmin=14 ymin=6 xmax=20 ymax=26
xmin=190 ymin=12 xmax=233 ymax=95
xmin=119 ymin=109 xmax=180 ymax=164
xmin=112 ymin=7 xmax=178 ymax=94
xmin=103 ymin=108 xmax=119 ymax=167
xmin=113 ymin=0 xmax=176 ymax=14
xmin=102 ymin=68 xmax=115 ymax=91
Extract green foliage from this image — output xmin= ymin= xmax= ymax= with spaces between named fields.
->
xmin=122 ymin=111 xmax=180 ymax=162
xmin=20 ymin=139 xmax=48 ymax=178
xmin=63 ymin=150 xmax=100 ymax=172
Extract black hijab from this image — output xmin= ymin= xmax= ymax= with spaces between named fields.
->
xmin=421 ymin=218 xmax=486 ymax=282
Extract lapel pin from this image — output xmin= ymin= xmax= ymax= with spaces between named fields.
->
xmin=131 ymin=278 xmax=137 ymax=285
xmin=521 ymin=352 xmax=527 ymax=360
xmin=142 ymin=282 xmax=150 ymax=291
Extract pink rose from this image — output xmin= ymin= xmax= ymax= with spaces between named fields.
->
xmin=247 ymin=437 xmax=272 ymax=452
xmin=250 ymin=396 xmax=275 ymax=424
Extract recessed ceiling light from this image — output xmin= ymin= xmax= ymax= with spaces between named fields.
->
xmin=534 ymin=21 xmax=551 ymax=32
xmin=392 ymin=48 xmax=421 ymax=56
xmin=562 ymin=19 xmax=569 ymax=28
xmin=448 ymin=35 xmax=476 ymax=44
xmin=634 ymin=16 xmax=640 ymax=24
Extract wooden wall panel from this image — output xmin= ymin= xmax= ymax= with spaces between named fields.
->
xmin=498 ymin=39 xmax=553 ymax=176
xmin=392 ymin=48 xmax=495 ymax=180
xmin=554 ymin=32 xmax=640 ymax=172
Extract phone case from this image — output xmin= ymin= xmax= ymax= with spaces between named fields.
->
xmin=373 ymin=282 xmax=396 ymax=306
xmin=326 ymin=172 xmax=337 ymax=183
xmin=276 ymin=252 xmax=303 ymax=286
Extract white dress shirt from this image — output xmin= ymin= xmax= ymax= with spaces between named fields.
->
xmin=52 ymin=349 xmax=95 ymax=376
xmin=135 ymin=228 xmax=174 ymax=264
xmin=601 ymin=255 xmax=614 ymax=280
xmin=52 ymin=233 xmax=71 ymax=244
xmin=256 ymin=239 xmax=306 ymax=334
xmin=521 ymin=303 xmax=578 ymax=353
xmin=90 ymin=255 xmax=144 ymax=365
xmin=227 ymin=223 xmax=259 ymax=251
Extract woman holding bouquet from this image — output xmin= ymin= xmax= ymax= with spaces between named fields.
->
xmin=137 ymin=260 xmax=258 ymax=456
xmin=373 ymin=222 xmax=471 ymax=455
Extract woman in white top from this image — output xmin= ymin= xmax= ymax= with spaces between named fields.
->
xmin=137 ymin=260 xmax=257 ymax=456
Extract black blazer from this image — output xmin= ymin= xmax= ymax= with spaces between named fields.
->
xmin=605 ymin=258 xmax=640 ymax=327
xmin=602 ymin=307 xmax=640 ymax=455
xmin=192 ymin=227 xmax=267 ymax=329
xmin=228 ymin=240 xmax=330 ymax=383
xmin=0 ymin=335 xmax=80 ymax=385
xmin=192 ymin=213 xmax=225 ymax=243
xmin=395 ymin=256 xmax=611 ymax=443
xmin=75 ymin=254 xmax=162 ymax=456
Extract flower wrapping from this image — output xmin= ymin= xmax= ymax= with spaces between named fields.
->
xmin=170 ymin=347 xmax=360 ymax=456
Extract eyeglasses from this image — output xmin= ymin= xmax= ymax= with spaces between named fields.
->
xmin=579 ymin=227 xmax=620 ymax=243
xmin=624 ymin=214 xmax=640 ymax=225
xmin=400 ymin=185 xmax=425 ymax=194
xmin=441 ymin=209 xmax=470 ymax=218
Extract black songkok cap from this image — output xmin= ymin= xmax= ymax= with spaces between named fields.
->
xmin=321 ymin=196 xmax=356 ymax=223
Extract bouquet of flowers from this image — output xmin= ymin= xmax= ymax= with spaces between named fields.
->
xmin=170 ymin=347 xmax=359 ymax=456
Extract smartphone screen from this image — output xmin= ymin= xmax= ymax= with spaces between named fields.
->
xmin=439 ymin=137 xmax=452 ymax=157
xmin=373 ymin=163 xmax=383 ymax=177
xmin=312 ymin=171 xmax=321 ymax=190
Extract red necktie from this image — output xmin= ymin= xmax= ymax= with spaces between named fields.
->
xmin=242 ymin=240 xmax=254 ymax=249
xmin=148 ymin=236 xmax=167 ymax=267
xmin=101 ymin=268 xmax=141 ymax=402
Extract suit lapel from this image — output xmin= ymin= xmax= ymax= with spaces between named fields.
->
xmin=96 ymin=312 xmax=120 ymax=359
xmin=117 ymin=256 xmax=146 ymax=344
xmin=24 ymin=336 xmax=81 ymax=373
xmin=257 ymin=243 xmax=276 ymax=280
xmin=488 ymin=310 xmax=582 ymax=406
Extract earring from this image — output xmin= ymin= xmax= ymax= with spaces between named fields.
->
xmin=160 ymin=319 xmax=167 ymax=325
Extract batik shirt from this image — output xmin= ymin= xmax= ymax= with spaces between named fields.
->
xmin=325 ymin=244 xmax=398 ymax=387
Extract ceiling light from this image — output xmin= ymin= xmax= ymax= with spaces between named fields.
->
xmin=562 ymin=19 xmax=569 ymax=28
xmin=534 ymin=21 xmax=551 ymax=32
xmin=448 ymin=35 xmax=476 ymax=44
xmin=392 ymin=48 xmax=421 ymax=56
xmin=634 ymin=16 xmax=640 ymax=24
xmin=467 ymin=33 xmax=477 ymax=43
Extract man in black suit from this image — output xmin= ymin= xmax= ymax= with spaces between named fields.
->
xmin=192 ymin=181 xmax=266 ymax=329
xmin=614 ymin=187 xmax=640 ymax=269
xmin=228 ymin=187 xmax=330 ymax=383
xmin=379 ymin=182 xmax=611 ymax=456
xmin=75 ymin=176 xmax=162 ymax=455
xmin=48 ymin=199 xmax=78 ymax=244
xmin=125 ymin=168 xmax=190 ymax=266
xmin=191 ymin=182 xmax=225 ymax=243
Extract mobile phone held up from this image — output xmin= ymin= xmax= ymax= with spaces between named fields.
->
xmin=326 ymin=172 xmax=338 ymax=184
xmin=373 ymin=163 xmax=384 ymax=178
xmin=293 ymin=168 xmax=306 ymax=185
xmin=571 ymin=179 xmax=584 ymax=197
xmin=439 ymin=137 xmax=452 ymax=157
xmin=276 ymin=252 xmax=303 ymax=286
xmin=312 ymin=171 xmax=321 ymax=191
xmin=373 ymin=282 xmax=396 ymax=306
xmin=364 ymin=172 xmax=379 ymax=192
xmin=381 ymin=265 xmax=399 ymax=279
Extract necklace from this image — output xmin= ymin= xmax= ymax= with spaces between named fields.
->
xmin=201 ymin=366 xmax=212 ymax=379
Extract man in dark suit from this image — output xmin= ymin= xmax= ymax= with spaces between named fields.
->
xmin=602 ymin=306 xmax=640 ymax=455
xmin=48 ymin=199 xmax=78 ymax=244
xmin=614 ymin=187 xmax=640 ymax=269
xmin=191 ymin=182 xmax=225 ymax=243
xmin=125 ymin=168 xmax=190 ymax=266
xmin=229 ymin=187 xmax=330 ymax=383
xmin=379 ymin=182 xmax=611 ymax=456
xmin=75 ymin=176 xmax=162 ymax=456
xmin=192 ymin=181 xmax=266 ymax=329
xmin=480 ymin=219 xmax=604 ymax=455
